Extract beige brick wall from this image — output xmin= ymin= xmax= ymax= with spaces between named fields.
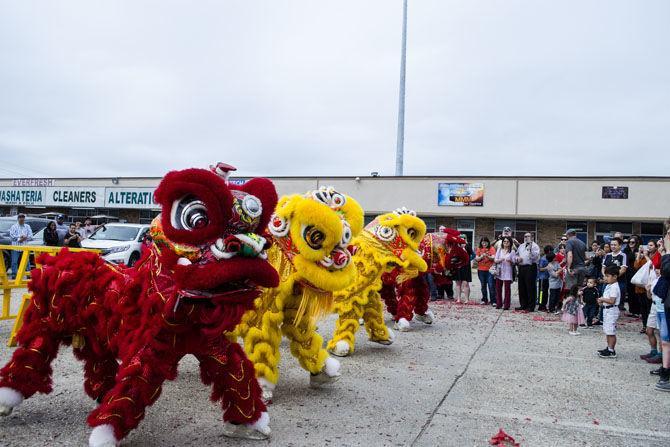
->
xmin=537 ymin=219 xmax=567 ymax=249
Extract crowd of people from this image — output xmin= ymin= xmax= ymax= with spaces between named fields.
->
xmin=428 ymin=222 xmax=670 ymax=393
xmin=6 ymin=214 xmax=99 ymax=279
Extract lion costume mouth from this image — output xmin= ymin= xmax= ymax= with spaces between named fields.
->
xmin=173 ymin=255 xmax=279 ymax=303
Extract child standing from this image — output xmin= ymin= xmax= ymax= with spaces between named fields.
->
xmin=562 ymin=285 xmax=585 ymax=335
xmin=537 ymin=245 xmax=553 ymax=311
xmin=546 ymin=252 xmax=563 ymax=313
xmin=597 ymin=265 xmax=622 ymax=358
xmin=581 ymin=278 xmax=601 ymax=328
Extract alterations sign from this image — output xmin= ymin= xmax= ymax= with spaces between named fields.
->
xmin=438 ymin=183 xmax=485 ymax=207
xmin=0 ymin=186 xmax=158 ymax=209
xmin=105 ymin=188 xmax=159 ymax=209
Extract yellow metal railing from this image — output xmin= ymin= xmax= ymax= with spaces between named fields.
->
xmin=0 ymin=244 xmax=99 ymax=346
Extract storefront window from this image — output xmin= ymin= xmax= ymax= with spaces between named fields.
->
xmin=421 ymin=217 xmax=437 ymax=232
xmin=494 ymin=219 xmax=537 ymax=242
xmin=566 ymin=221 xmax=588 ymax=244
xmin=139 ymin=209 xmax=161 ymax=225
xmin=457 ymin=219 xmax=475 ymax=249
xmin=595 ymin=222 xmax=632 ymax=243
xmin=640 ymin=222 xmax=664 ymax=244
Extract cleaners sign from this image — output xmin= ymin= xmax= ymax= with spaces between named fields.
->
xmin=0 ymin=186 xmax=159 ymax=209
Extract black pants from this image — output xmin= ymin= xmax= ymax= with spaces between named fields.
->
xmin=618 ymin=281 xmax=627 ymax=311
xmin=537 ymin=278 xmax=549 ymax=309
xmin=437 ymin=282 xmax=454 ymax=299
xmin=639 ymin=293 xmax=651 ymax=327
xmin=626 ymin=280 xmax=640 ymax=314
xmin=583 ymin=303 xmax=598 ymax=326
xmin=518 ymin=264 xmax=538 ymax=311
xmin=548 ymin=288 xmax=561 ymax=312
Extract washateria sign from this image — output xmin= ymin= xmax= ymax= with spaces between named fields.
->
xmin=437 ymin=183 xmax=485 ymax=207
xmin=0 ymin=186 xmax=159 ymax=209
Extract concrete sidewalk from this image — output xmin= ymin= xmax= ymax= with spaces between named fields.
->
xmin=0 ymin=285 xmax=668 ymax=446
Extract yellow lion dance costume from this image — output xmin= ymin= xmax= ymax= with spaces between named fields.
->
xmin=235 ymin=186 xmax=364 ymax=402
xmin=327 ymin=207 xmax=427 ymax=357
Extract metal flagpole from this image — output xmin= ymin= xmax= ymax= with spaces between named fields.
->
xmin=395 ymin=0 xmax=408 ymax=176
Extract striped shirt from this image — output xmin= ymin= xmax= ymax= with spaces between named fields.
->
xmin=9 ymin=223 xmax=33 ymax=246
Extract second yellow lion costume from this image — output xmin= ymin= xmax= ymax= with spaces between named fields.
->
xmin=235 ymin=186 xmax=364 ymax=402
xmin=327 ymin=207 xmax=428 ymax=357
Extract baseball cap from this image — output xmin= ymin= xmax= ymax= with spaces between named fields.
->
xmin=17 ymin=213 xmax=25 ymax=219
xmin=57 ymin=214 xmax=65 ymax=219
xmin=565 ymin=228 xmax=577 ymax=236
xmin=502 ymin=226 xmax=512 ymax=232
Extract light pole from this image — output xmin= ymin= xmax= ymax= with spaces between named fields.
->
xmin=395 ymin=0 xmax=408 ymax=176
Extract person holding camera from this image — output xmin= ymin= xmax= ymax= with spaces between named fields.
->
xmin=63 ymin=223 xmax=82 ymax=248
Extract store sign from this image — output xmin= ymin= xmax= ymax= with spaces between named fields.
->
xmin=0 ymin=186 xmax=159 ymax=209
xmin=438 ymin=183 xmax=484 ymax=207
xmin=105 ymin=187 xmax=158 ymax=209
xmin=602 ymin=186 xmax=628 ymax=199
xmin=46 ymin=187 xmax=105 ymax=207
xmin=13 ymin=178 xmax=55 ymax=187
xmin=0 ymin=187 xmax=45 ymax=206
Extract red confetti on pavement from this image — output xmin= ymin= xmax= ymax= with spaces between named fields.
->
xmin=592 ymin=419 xmax=600 ymax=425
xmin=490 ymin=429 xmax=521 ymax=446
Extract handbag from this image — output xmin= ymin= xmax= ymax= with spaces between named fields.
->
xmin=631 ymin=261 xmax=652 ymax=286
xmin=489 ymin=264 xmax=498 ymax=277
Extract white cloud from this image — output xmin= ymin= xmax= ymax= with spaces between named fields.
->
xmin=0 ymin=0 xmax=668 ymax=178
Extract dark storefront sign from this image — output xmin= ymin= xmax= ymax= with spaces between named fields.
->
xmin=602 ymin=186 xmax=628 ymax=199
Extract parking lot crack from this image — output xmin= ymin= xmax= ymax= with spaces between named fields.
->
xmin=410 ymin=310 xmax=503 ymax=446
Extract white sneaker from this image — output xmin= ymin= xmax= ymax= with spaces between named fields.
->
xmin=415 ymin=310 xmax=435 ymax=325
xmin=89 ymin=424 xmax=119 ymax=447
xmin=257 ymin=377 xmax=275 ymax=404
xmin=329 ymin=340 xmax=351 ymax=357
xmin=222 ymin=412 xmax=271 ymax=440
xmin=309 ymin=357 xmax=341 ymax=388
xmin=393 ymin=318 xmax=411 ymax=332
xmin=569 ymin=331 xmax=580 ymax=336
xmin=370 ymin=327 xmax=395 ymax=345
xmin=0 ymin=387 xmax=23 ymax=417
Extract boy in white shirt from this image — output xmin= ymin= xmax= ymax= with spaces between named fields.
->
xmin=597 ymin=265 xmax=621 ymax=358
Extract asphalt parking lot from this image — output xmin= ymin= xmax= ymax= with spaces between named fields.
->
xmin=1 ymin=283 xmax=669 ymax=446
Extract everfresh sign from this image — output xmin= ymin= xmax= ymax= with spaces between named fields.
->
xmin=0 ymin=186 xmax=158 ymax=209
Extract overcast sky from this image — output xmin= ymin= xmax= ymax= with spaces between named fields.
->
xmin=1 ymin=0 xmax=668 ymax=179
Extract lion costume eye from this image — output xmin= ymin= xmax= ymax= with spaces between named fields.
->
xmin=407 ymin=228 xmax=418 ymax=240
xmin=171 ymin=195 xmax=209 ymax=230
xmin=303 ymin=225 xmax=326 ymax=250
xmin=375 ymin=225 xmax=397 ymax=242
xmin=241 ymin=195 xmax=262 ymax=218
xmin=340 ymin=222 xmax=352 ymax=246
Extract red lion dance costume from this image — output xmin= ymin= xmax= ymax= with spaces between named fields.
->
xmin=0 ymin=166 xmax=280 ymax=446
xmin=381 ymin=228 xmax=469 ymax=331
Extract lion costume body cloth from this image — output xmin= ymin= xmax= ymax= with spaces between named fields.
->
xmin=381 ymin=229 xmax=469 ymax=329
xmin=326 ymin=208 xmax=428 ymax=357
xmin=0 ymin=168 xmax=281 ymax=446
xmin=234 ymin=187 xmax=363 ymax=401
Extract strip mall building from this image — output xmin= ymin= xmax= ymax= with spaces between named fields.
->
xmin=1 ymin=176 xmax=668 ymax=248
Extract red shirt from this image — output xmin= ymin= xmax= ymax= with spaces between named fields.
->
xmin=651 ymin=251 xmax=661 ymax=269
xmin=555 ymin=252 xmax=566 ymax=266
xmin=476 ymin=247 xmax=496 ymax=271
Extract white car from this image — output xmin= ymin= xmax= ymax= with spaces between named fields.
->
xmin=81 ymin=223 xmax=150 ymax=266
